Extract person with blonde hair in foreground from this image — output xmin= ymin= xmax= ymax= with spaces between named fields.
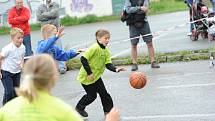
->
xmin=0 ymin=54 xmax=120 ymax=121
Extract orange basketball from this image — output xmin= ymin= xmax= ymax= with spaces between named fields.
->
xmin=129 ymin=72 xmax=147 ymax=89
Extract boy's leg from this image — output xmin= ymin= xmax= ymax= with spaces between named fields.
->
xmin=188 ymin=8 xmax=193 ymax=35
xmin=1 ymin=70 xmax=15 ymax=105
xmin=58 ymin=61 xmax=66 ymax=74
xmin=142 ymin=22 xmax=160 ymax=68
xmin=12 ymin=72 xmax=21 ymax=97
xmin=76 ymin=82 xmax=97 ymax=117
xmin=129 ymin=25 xmax=140 ymax=71
xmin=96 ymin=78 xmax=113 ymax=113
xmin=55 ymin=38 xmax=66 ymax=73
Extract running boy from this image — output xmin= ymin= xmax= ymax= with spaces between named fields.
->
xmin=75 ymin=29 xmax=126 ymax=117
xmin=37 ymin=24 xmax=83 ymax=61
xmin=0 ymin=28 xmax=25 ymax=105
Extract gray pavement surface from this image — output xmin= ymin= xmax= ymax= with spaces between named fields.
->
xmin=0 ymin=11 xmax=215 ymax=121
xmin=53 ymin=60 xmax=215 ymax=121
xmin=1 ymin=61 xmax=214 ymax=121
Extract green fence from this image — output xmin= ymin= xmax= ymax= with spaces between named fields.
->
xmin=112 ymin=0 xmax=125 ymax=15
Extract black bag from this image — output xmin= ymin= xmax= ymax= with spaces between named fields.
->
xmin=134 ymin=22 xmax=144 ymax=28
xmin=120 ymin=10 xmax=128 ymax=22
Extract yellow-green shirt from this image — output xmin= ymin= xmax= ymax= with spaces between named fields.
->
xmin=0 ymin=90 xmax=83 ymax=121
xmin=77 ymin=42 xmax=112 ymax=85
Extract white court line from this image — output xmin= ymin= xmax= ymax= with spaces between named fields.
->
xmin=156 ymin=71 xmax=213 ymax=81
xmin=158 ymin=83 xmax=215 ymax=89
xmin=72 ymin=41 xmax=94 ymax=48
xmin=122 ymin=113 xmax=215 ymax=120
xmin=112 ymin=41 xmax=120 ymax=44
xmin=111 ymin=33 xmax=168 ymax=58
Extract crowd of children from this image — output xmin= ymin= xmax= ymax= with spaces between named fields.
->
xmin=0 ymin=54 xmax=120 ymax=121
xmin=0 ymin=22 xmax=123 ymax=120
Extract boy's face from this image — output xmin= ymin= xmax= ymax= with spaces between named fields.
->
xmin=52 ymin=28 xmax=57 ymax=35
xmin=12 ymin=33 xmax=23 ymax=47
xmin=44 ymin=27 xmax=57 ymax=39
xmin=98 ymin=35 xmax=110 ymax=47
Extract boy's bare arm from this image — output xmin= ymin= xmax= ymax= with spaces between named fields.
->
xmin=116 ymin=67 xmax=127 ymax=72
xmin=0 ymin=55 xmax=4 ymax=79
xmin=56 ymin=26 xmax=64 ymax=38
xmin=19 ymin=55 xmax=24 ymax=70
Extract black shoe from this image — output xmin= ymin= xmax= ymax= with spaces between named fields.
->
xmin=75 ymin=108 xmax=88 ymax=117
xmin=151 ymin=61 xmax=160 ymax=68
xmin=131 ymin=64 xmax=138 ymax=71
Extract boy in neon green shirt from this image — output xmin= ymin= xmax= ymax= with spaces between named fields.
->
xmin=76 ymin=29 xmax=126 ymax=117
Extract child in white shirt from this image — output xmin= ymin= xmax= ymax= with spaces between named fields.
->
xmin=0 ymin=27 xmax=25 ymax=105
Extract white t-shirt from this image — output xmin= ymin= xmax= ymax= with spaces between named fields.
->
xmin=0 ymin=42 xmax=25 ymax=73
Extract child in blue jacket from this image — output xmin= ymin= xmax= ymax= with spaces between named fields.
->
xmin=37 ymin=24 xmax=83 ymax=61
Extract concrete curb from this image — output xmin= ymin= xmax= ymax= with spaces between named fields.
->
xmin=112 ymin=52 xmax=215 ymax=65
xmin=66 ymin=50 xmax=215 ymax=70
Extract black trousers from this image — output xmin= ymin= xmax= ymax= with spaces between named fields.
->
xmin=1 ymin=70 xmax=21 ymax=105
xmin=76 ymin=78 xmax=113 ymax=113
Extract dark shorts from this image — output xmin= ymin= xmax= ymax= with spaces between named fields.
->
xmin=129 ymin=22 xmax=153 ymax=45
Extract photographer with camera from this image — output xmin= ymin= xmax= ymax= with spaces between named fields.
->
xmin=123 ymin=0 xmax=160 ymax=71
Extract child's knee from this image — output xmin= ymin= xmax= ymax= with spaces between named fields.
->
xmin=86 ymin=94 xmax=97 ymax=101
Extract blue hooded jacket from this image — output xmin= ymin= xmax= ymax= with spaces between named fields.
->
xmin=37 ymin=36 xmax=78 ymax=61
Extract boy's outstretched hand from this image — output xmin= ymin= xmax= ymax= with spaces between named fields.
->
xmin=116 ymin=67 xmax=127 ymax=73
xmin=56 ymin=26 xmax=65 ymax=38
xmin=76 ymin=48 xmax=85 ymax=54
xmin=87 ymin=73 xmax=94 ymax=81
xmin=105 ymin=107 xmax=120 ymax=121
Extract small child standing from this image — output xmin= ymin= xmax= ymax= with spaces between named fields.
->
xmin=75 ymin=29 xmax=126 ymax=117
xmin=37 ymin=24 xmax=83 ymax=62
xmin=0 ymin=28 xmax=25 ymax=105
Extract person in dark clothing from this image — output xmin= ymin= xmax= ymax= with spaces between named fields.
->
xmin=124 ymin=0 xmax=160 ymax=71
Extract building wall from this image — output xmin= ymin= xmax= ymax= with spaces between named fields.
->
xmin=112 ymin=0 xmax=124 ymax=15
xmin=63 ymin=0 xmax=113 ymax=17
xmin=0 ymin=0 xmax=113 ymax=25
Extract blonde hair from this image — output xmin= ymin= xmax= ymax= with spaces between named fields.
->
xmin=41 ymin=24 xmax=57 ymax=39
xmin=16 ymin=54 xmax=59 ymax=102
xmin=10 ymin=27 xmax=24 ymax=39
xmin=95 ymin=29 xmax=110 ymax=40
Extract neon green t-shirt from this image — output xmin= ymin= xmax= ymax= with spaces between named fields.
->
xmin=77 ymin=42 xmax=112 ymax=85
xmin=0 ymin=90 xmax=83 ymax=121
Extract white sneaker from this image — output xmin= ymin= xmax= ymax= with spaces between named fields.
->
xmin=59 ymin=69 xmax=66 ymax=74
xmin=187 ymin=32 xmax=192 ymax=36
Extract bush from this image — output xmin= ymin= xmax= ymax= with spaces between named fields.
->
xmin=150 ymin=0 xmax=187 ymax=14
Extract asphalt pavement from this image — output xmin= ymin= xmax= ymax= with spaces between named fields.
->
xmin=45 ymin=61 xmax=215 ymax=121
